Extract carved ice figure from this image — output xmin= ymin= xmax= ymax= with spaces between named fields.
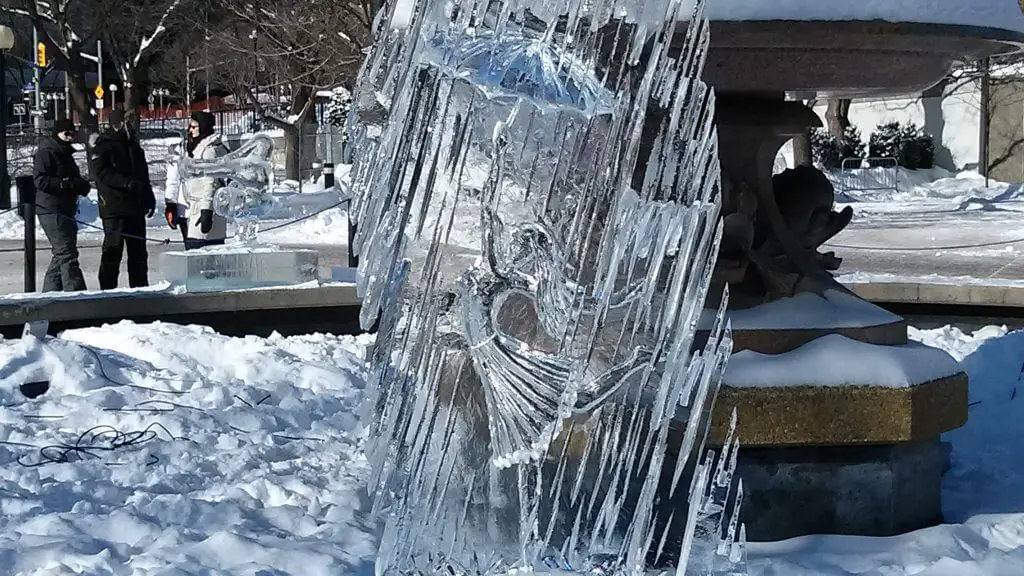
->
xmin=349 ymin=0 xmax=745 ymax=574
xmin=177 ymin=133 xmax=277 ymax=243
xmin=162 ymin=133 xmax=320 ymax=290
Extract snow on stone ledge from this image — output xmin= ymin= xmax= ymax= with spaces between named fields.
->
xmin=685 ymin=0 xmax=1024 ymax=33
xmin=724 ymin=333 xmax=962 ymax=388
xmin=724 ymin=289 xmax=901 ymax=330
xmin=700 ymin=288 xmax=900 ymax=331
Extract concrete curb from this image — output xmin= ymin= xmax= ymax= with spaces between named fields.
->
xmin=845 ymin=280 xmax=1024 ymax=307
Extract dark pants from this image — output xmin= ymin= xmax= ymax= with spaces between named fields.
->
xmin=37 ymin=211 xmax=87 ymax=292
xmin=99 ymin=215 xmax=149 ymax=289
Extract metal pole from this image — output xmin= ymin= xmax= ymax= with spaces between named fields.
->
xmin=17 ymin=176 xmax=36 ymax=292
xmin=980 ymin=57 xmax=991 ymax=188
xmin=64 ymin=71 xmax=70 ymax=119
xmin=33 ymin=28 xmax=42 ymax=133
xmin=185 ymin=55 xmax=191 ymax=112
xmin=97 ymin=39 xmax=104 ymax=124
xmin=0 ymin=50 xmax=9 ymax=210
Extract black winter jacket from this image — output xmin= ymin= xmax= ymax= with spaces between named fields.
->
xmin=33 ymin=136 xmax=88 ymax=216
xmin=90 ymin=130 xmax=156 ymax=219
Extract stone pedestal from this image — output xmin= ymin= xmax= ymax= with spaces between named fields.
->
xmin=705 ymin=294 xmax=969 ymax=541
xmin=737 ymin=440 xmax=950 ymax=540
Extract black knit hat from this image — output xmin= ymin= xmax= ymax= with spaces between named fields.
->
xmin=52 ymin=118 xmax=75 ymax=137
xmin=108 ymin=109 xmax=126 ymax=130
xmin=190 ymin=111 xmax=216 ymax=139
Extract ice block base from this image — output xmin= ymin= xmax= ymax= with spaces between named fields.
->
xmin=160 ymin=245 xmax=319 ymax=292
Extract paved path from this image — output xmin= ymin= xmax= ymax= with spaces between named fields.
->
xmin=2 ymin=235 xmax=1022 ymax=297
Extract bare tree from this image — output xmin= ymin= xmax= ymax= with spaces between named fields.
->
xmin=1 ymin=0 xmax=195 ymax=144
xmin=206 ymin=0 xmax=376 ymax=180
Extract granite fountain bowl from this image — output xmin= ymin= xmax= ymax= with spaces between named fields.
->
xmin=702 ymin=21 xmax=1024 ymax=98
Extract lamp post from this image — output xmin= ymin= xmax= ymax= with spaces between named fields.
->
xmin=0 ymin=25 xmax=13 ymax=210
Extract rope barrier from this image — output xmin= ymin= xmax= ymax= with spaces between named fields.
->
xmin=9 ymin=198 xmax=350 ymax=248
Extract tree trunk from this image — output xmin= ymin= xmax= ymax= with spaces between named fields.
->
xmin=792 ymin=130 xmax=813 ymax=167
xmin=283 ymin=86 xmax=316 ymax=182
xmin=825 ymin=98 xmax=851 ymax=140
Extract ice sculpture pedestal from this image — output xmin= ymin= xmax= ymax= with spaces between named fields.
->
xmin=703 ymin=293 xmax=967 ymax=541
xmin=160 ymin=246 xmax=319 ymax=292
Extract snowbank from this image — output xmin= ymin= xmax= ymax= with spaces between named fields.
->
xmin=0 ymin=322 xmax=376 ymax=574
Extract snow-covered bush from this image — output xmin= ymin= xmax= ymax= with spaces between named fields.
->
xmin=869 ymin=121 xmax=935 ymax=169
xmin=811 ymin=125 xmax=865 ymax=170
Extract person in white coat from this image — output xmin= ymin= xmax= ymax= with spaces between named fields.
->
xmin=163 ymin=140 xmax=188 ymax=244
xmin=180 ymin=111 xmax=229 ymax=250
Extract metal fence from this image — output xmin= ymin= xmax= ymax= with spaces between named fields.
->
xmin=838 ymin=157 xmax=900 ymax=195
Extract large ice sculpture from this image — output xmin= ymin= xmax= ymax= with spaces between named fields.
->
xmin=350 ymin=0 xmax=745 ymax=574
xmin=160 ymin=134 xmax=320 ymax=292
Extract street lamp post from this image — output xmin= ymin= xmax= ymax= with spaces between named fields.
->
xmin=0 ymin=26 xmax=13 ymax=210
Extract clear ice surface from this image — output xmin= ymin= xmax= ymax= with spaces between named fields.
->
xmin=349 ymin=0 xmax=745 ymax=574
xmin=163 ymin=133 xmax=322 ymax=291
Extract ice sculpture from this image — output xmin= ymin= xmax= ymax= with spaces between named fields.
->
xmin=159 ymin=134 xmax=320 ymax=292
xmin=350 ymin=0 xmax=745 ymax=574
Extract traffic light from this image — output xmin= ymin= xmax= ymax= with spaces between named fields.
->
xmin=36 ymin=42 xmax=46 ymax=68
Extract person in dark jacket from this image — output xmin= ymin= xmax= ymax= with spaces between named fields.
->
xmin=33 ymin=118 xmax=90 ymax=292
xmin=90 ymin=110 xmax=156 ymax=289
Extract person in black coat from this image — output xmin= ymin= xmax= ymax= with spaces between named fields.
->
xmin=33 ymin=118 xmax=90 ymax=292
xmin=90 ymin=110 xmax=156 ymax=289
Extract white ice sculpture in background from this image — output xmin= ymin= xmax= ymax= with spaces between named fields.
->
xmin=349 ymin=0 xmax=746 ymax=574
xmin=177 ymin=133 xmax=277 ymax=243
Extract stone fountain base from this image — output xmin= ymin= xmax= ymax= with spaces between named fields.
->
xmin=707 ymin=293 xmax=968 ymax=541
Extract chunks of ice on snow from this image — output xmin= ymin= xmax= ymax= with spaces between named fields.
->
xmin=724 ymin=334 xmax=962 ymax=388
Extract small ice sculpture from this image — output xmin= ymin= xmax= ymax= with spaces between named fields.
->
xmin=350 ymin=0 xmax=746 ymax=574
xmin=160 ymin=133 xmax=320 ymax=292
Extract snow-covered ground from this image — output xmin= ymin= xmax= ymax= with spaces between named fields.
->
xmin=2 ymin=318 xmax=1024 ymax=574
xmin=824 ymin=167 xmax=1024 ymax=261
xmin=0 ymin=322 xmax=376 ymax=574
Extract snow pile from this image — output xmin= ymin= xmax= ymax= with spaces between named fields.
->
xmin=0 ymin=322 xmax=376 ymax=575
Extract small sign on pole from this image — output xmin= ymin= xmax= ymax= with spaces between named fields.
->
xmin=12 ymin=103 xmax=26 ymax=116
xmin=95 ymin=99 xmax=103 ymax=109
xmin=93 ymin=85 xmax=104 ymax=99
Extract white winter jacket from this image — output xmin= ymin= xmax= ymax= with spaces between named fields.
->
xmin=183 ymin=133 xmax=229 ymax=240
xmin=164 ymin=141 xmax=187 ymax=218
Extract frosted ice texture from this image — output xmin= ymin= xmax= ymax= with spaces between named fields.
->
xmin=350 ymin=0 xmax=744 ymax=574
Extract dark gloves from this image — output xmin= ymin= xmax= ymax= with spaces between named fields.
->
xmin=165 ymin=202 xmax=179 ymax=229
xmin=199 ymin=209 xmax=214 ymax=234
xmin=75 ymin=178 xmax=91 ymax=197
xmin=59 ymin=178 xmax=73 ymax=193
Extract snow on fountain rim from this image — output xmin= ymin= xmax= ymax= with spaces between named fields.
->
xmin=700 ymin=289 xmax=901 ymax=331
xmin=685 ymin=0 xmax=1024 ymax=33
xmin=724 ymin=333 xmax=962 ymax=388
xmin=390 ymin=0 xmax=1024 ymax=34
